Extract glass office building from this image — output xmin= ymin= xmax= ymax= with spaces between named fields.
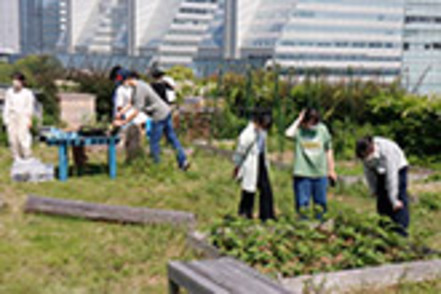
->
xmin=154 ymin=0 xmax=223 ymax=68
xmin=403 ymin=0 xmax=441 ymax=95
xmin=22 ymin=0 xmax=440 ymax=95
xmin=194 ymin=0 xmax=296 ymax=75
xmin=274 ymin=0 xmax=405 ymax=82
xmin=68 ymin=0 xmax=130 ymax=54
xmin=0 ymin=0 xmax=20 ymax=54
xmin=237 ymin=0 xmax=296 ymax=59
xmin=19 ymin=0 xmax=45 ymax=54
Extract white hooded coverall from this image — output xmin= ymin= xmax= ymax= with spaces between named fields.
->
xmin=3 ymin=87 xmax=35 ymax=160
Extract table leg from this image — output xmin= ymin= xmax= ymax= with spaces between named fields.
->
xmin=58 ymin=143 xmax=68 ymax=181
xmin=108 ymin=138 xmax=117 ymax=179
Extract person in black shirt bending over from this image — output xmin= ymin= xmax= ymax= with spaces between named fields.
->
xmin=150 ymin=68 xmax=177 ymax=106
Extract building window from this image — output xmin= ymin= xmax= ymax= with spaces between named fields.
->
xmin=433 ymin=43 xmax=441 ymax=50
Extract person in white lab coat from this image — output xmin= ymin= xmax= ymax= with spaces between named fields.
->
xmin=233 ymin=112 xmax=275 ymax=221
xmin=3 ymin=72 xmax=35 ymax=161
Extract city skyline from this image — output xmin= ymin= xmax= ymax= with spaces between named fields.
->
xmin=0 ymin=0 xmax=441 ymax=94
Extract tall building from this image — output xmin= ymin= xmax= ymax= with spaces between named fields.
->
xmin=13 ymin=0 xmax=438 ymax=95
xmin=195 ymin=0 xmax=296 ymax=75
xmin=19 ymin=0 xmax=44 ymax=54
xmin=154 ymin=0 xmax=224 ymax=68
xmin=42 ymin=0 xmax=65 ymax=53
xmin=62 ymin=0 xmax=131 ymax=54
xmin=134 ymin=0 xmax=183 ymax=57
xmin=237 ymin=0 xmax=296 ymax=59
xmin=0 ymin=0 xmax=20 ymax=54
xmin=273 ymin=0 xmax=405 ymax=82
xmin=403 ymin=0 xmax=441 ymax=95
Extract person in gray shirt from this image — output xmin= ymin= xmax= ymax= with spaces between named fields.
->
xmin=356 ymin=136 xmax=409 ymax=236
xmin=113 ymin=71 xmax=189 ymax=170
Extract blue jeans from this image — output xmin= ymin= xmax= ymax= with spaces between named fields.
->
xmin=150 ymin=114 xmax=187 ymax=168
xmin=293 ymin=176 xmax=328 ymax=220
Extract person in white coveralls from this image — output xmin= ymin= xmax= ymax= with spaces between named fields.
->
xmin=3 ymin=72 xmax=35 ymax=161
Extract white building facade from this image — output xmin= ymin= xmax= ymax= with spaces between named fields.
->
xmin=273 ymin=0 xmax=405 ymax=82
xmin=403 ymin=0 xmax=441 ymax=95
xmin=10 ymin=0 xmax=440 ymax=94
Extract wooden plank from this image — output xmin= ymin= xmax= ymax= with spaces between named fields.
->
xmin=168 ymin=261 xmax=229 ymax=294
xmin=24 ymin=195 xmax=196 ymax=228
xmin=221 ymin=258 xmax=291 ymax=293
xmin=191 ymin=261 xmax=258 ymax=293
xmin=190 ymin=259 xmax=290 ymax=294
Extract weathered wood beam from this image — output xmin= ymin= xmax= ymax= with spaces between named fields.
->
xmin=24 ymin=195 xmax=196 ymax=229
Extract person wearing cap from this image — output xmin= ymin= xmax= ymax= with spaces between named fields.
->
xmin=3 ymin=72 xmax=35 ymax=161
xmin=150 ymin=68 xmax=177 ymax=106
xmin=113 ymin=71 xmax=190 ymax=171
xmin=356 ymin=136 xmax=410 ymax=236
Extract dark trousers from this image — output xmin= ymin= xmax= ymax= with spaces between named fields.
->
xmin=238 ymin=153 xmax=275 ymax=221
xmin=377 ymin=167 xmax=410 ymax=236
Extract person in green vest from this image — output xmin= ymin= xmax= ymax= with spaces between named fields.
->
xmin=285 ymin=108 xmax=337 ymax=220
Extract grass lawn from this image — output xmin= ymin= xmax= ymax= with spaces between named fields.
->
xmin=0 ymin=142 xmax=439 ymax=293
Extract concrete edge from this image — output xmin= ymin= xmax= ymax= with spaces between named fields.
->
xmin=281 ymin=259 xmax=441 ymax=294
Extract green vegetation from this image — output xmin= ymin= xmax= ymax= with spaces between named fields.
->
xmin=186 ymin=69 xmax=440 ymax=162
xmin=3 ymin=56 xmax=439 ymax=163
xmin=0 ymin=146 xmax=235 ymax=293
xmin=209 ymin=210 xmax=439 ymax=278
xmin=0 ymin=57 xmax=440 ymax=293
xmin=0 ymin=142 xmax=439 ymax=292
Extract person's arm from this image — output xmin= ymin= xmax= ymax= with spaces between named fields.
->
xmin=122 ymin=109 xmax=139 ymax=125
xmin=3 ymin=91 xmax=10 ymax=126
xmin=144 ymin=86 xmax=158 ymax=114
xmin=233 ymin=126 xmax=254 ymax=168
xmin=25 ymin=91 xmax=35 ymax=128
xmin=326 ymin=149 xmax=337 ymax=181
xmin=285 ymin=110 xmax=305 ymax=138
xmin=385 ymin=156 xmax=403 ymax=210
xmin=116 ymin=85 xmax=140 ymax=125
xmin=114 ymin=88 xmax=131 ymax=119
xmin=116 ymin=104 xmax=132 ymax=117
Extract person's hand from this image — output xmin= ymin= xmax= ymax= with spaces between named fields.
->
xmin=233 ymin=166 xmax=239 ymax=179
xmin=298 ymin=109 xmax=306 ymax=122
xmin=328 ymin=170 xmax=338 ymax=182
xmin=113 ymin=120 xmax=125 ymax=127
xmin=328 ymin=171 xmax=338 ymax=187
xmin=393 ymin=200 xmax=404 ymax=211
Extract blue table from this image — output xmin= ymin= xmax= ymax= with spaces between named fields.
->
xmin=43 ymin=129 xmax=120 ymax=181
